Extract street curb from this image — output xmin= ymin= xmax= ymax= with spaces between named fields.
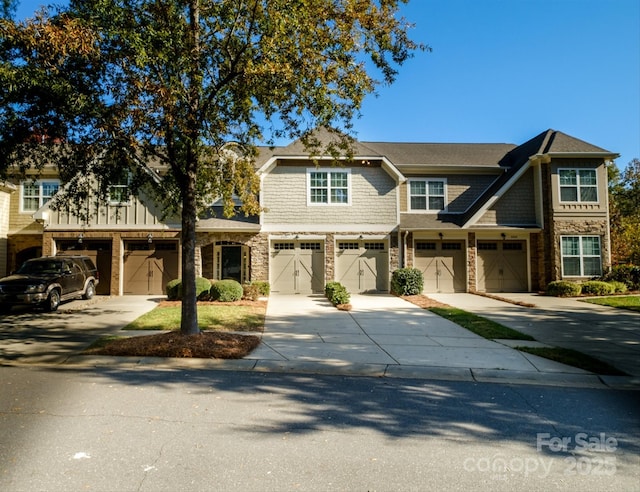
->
xmin=42 ymin=355 xmax=640 ymax=390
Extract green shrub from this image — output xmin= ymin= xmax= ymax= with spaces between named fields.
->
xmin=196 ymin=277 xmax=213 ymax=300
xmin=242 ymin=283 xmax=260 ymax=301
xmin=580 ymin=280 xmax=615 ymax=296
xmin=390 ymin=268 xmax=424 ymax=296
xmin=325 ymin=281 xmax=350 ymax=306
xmin=608 ymin=281 xmax=628 ymax=294
xmin=251 ymin=281 xmax=270 ymax=296
xmin=325 ymin=281 xmax=341 ymax=299
xmin=546 ymin=280 xmax=582 ymax=297
xmin=603 ymin=264 xmax=640 ymax=290
xmin=210 ymin=279 xmax=243 ymax=302
xmin=166 ymin=279 xmax=182 ymax=300
xmin=166 ymin=278 xmax=212 ymax=300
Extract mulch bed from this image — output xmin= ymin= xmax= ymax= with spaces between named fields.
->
xmin=158 ymin=299 xmax=267 ymax=308
xmin=401 ymin=294 xmax=450 ymax=309
xmin=84 ymin=331 xmax=261 ymax=359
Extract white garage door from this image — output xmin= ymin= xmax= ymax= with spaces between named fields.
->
xmin=270 ymin=241 xmax=324 ymax=294
xmin=336 ymin=241 xmax=389 ymax=293
xmin=414 ymin=240 xmax=466 ymax=293
xmin=477 ymin=240 xmax=528 ymax=292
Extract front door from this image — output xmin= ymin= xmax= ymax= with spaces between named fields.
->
xmin=221 ymin=246 xmax=242 ymax=282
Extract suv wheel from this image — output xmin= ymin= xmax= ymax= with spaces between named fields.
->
xmin=46 ymin=290 xmax=61 ymax=312
xmin=83 ymin=281 xmax=95 ymax=300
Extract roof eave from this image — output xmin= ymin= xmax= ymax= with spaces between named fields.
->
xmin=532 ymin=151 xmax=620 ymax=162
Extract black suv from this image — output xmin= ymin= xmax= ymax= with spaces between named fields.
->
xmin=0 ymin=256 xmax=99 ymax=312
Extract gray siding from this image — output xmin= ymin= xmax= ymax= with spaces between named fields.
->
xmin=400 ymin=174 xmax=498 ymax=213
xmin=447 ymin=175 xmax=499 ymax=212
xmin=477 ymin=168 xmax=537 ymax=225
xmin=262 ymin=165 xmax=397 ymax=225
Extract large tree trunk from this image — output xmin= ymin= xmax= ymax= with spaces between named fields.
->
xmin=180 ymin=0 xmax=201 ymax=336
xmin=180 ymin=161 xmax=200 ymax=335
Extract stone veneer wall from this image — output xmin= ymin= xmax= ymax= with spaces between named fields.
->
xmin=196 ymin=232 xmax=267 ymax=282
xmin=467 ymin=232 xmax=476 ymax=292
xmin=550 ymin=219 xmax=610 ymax=281
xmin=529 ymin=232 xmax=543 ymax=291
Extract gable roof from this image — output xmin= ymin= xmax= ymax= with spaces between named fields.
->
xmin=499 ymin=129 xmax=617 ymax=168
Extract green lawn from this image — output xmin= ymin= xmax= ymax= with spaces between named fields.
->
xmin=581 ymin=296 xmax=640 ymax=312
xmin=427 ymin=305 xmax=627 ymax=375
xmin=516 ymin=346 xmax=628 ymax=376
xmin=124 ymin=304 xmax=266 ymax=332
xmin=428 ymin=306 xmax=535 ymax=340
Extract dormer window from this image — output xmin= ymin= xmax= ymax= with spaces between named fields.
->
xmin=559 ymin=169 xmax=597 ymax=202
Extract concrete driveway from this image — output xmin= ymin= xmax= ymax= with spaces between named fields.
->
xmin=247 ymin=294 xmax=614 ymax=387
xmin=429 ymin=292 xmax=640 ymax=378
xmin=0 ymin=296 xmax=160 ymax=364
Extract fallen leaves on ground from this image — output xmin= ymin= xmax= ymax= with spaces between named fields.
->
xmin=84 ymin=331 xmax=260 ymax=359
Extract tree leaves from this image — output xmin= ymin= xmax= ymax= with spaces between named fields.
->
xmin=609 ymin=159 xmax=640 ymax=264
xmin=1 ymin=0 xmax=423 ymax=333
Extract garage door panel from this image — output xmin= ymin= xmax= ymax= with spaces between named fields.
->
xmin=298 ymin=250 xmax=324 ymax=294
xmin=124 ymin=242 xmax=178 ymax=295
xmin=415 ymin=241 xmax=465 ymax=293
xmin=336 ymin=250 xmax=361 ymax=292
xmin=57 ymin=242 xmax=112 ymax=295
xmin=477 ymin=241 xmax=527 ymax=292
xmin=270 ymin=241 xmax=324 ymax=294
xmin=336 ymin=241 xmax=388 ymax=293
xmin=270 ymin=249 xmax=296 ymax=293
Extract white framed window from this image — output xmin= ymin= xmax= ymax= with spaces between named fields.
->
xmin=20 ymin=180 xmax=60 ymax=213
xmin=561 ymin=236 xmax=602 ymax=277
xmin=408 ymin=178 xmax=446 ymax=211
xmin=559 ymin=169 xmax=597 ymax=203
xmin=109 ymin=174 xmax=130 ymax=205
xmin=307 ymin=168 xmax=351 ymax=205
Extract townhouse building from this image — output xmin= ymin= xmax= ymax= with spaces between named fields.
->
xmin=0 ymin=128 xmax=617 ymax=295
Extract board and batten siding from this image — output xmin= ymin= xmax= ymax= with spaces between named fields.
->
xmin=262 ymin=165 xmax=398 ymax=226
xmin=44 ymin=191 xmax=179 ymax=229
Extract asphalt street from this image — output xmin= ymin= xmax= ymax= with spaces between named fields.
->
xmin=0 ymin=365 xmax=638 ymax=491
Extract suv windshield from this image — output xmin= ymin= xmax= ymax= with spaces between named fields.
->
xmin=17 ymin=261 xmax=63 ymax=275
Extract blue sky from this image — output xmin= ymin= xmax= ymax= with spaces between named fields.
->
xmin=14 ymin=0 xmax=640 ymax=168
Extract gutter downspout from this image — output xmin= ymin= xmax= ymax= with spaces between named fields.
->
xmin=403 ymin=230 xmax=409 ymax=268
